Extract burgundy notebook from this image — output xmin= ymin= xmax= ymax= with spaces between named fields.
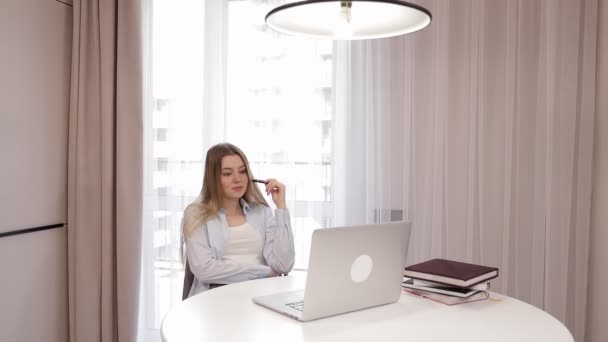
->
xmin=403 ymin=258 xmax=498 ymax=288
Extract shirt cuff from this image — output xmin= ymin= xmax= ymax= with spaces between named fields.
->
xmin=257 ymin=265 xmax=273 ymax=278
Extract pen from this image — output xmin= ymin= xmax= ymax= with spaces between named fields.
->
xmin=252 ymin=179 xmax=268 ymax=184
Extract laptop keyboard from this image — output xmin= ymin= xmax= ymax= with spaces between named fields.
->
xmin=285 ymin=300 xmax=304 ymax=311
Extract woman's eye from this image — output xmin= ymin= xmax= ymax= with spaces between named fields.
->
xmin=222 ymin=173 xmax=231 ymax=177
xmin=239 ymin=170 xmax=247 ymax=174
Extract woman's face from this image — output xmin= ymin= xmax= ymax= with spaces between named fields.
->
xmin=220 ymin=154 xmax=249 ymax=202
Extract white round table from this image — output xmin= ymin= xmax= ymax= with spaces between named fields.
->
xmin=161 ymin=272 xmax=573 ymax=342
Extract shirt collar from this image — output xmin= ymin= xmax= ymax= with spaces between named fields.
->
xmin=218 ymin=198 xmax=252 ymax=215
xmin=240 ymin=198 xmax=252 ymax=213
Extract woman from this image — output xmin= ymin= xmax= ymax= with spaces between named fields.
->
xmin=182 ymin=143 xmax=295 ymax=298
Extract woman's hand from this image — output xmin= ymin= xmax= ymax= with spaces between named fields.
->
xmin=263 ymin=178 xmax=286 ymax=209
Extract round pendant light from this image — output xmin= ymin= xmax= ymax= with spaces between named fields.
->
xmin=265 ymin=0 xmax=432 ymax=40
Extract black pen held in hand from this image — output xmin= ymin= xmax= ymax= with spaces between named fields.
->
xmin=252 ymin=179 xmax=268 ymax=184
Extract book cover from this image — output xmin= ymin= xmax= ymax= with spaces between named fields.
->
xmin=403 ymin=258 xmax=498 ymax=287
xmin=403 ymin=287 xmax=489 ymax=306
xmin=412 ymin=279 xmax=490 ymax=292
xmin=402 ymin=278 xmax=481 ymax=298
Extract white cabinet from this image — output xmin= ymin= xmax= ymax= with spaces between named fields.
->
xmin=0 ymin=1 xmax=72 ymax=341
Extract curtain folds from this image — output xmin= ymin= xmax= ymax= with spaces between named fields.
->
xmin=333 ymin=1 xmax=597 ymax=340
xmin=68 ymin=1 xmax=143 ymax=341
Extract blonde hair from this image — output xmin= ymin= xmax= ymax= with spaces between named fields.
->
xmin=181 ymin=143 xmax=268 ymax=239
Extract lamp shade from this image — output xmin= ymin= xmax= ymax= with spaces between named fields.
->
xmin=265 ymin=0 xmax=432 ymax=40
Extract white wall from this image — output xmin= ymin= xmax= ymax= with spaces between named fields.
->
xmin=0 ymin=0 xmax=72 ymax=341
xmin=587 ymin=1 xmax=608 ymax=341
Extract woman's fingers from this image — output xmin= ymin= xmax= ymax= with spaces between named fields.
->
xmin=262 ymin=179 xmax=286 ymax=208
xmin=264 ymin=179 xmax=283 ymax=195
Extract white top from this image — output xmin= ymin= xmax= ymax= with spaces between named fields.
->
xmin=161 ymin=272 xmax=574 ymax=342
xmin=223 ymin=222 xmax=264 ymax=265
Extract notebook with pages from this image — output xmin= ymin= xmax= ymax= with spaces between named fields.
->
xmin=252 ymin=221 xmax=412 ymax=321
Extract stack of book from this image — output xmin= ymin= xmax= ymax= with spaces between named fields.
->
xmin=402 ymin=258 xmax=499 ymax=305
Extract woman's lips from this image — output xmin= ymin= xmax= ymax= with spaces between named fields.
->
xmin=232 ymin=186 xmax=243 ymax=192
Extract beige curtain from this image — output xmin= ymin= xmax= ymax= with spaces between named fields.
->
xmin=334 ymin=0 xmax=597 ymax=341
xmin=67 ymin=1 xmax=143 ymax=341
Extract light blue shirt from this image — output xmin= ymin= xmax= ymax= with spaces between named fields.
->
xmin=186 ymin=199 xmax=295 ymax=297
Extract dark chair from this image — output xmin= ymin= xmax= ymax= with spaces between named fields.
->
xmin=182 ymin=260 xmax=195 ymax=300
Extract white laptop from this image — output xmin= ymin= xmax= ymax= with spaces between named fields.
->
xmin=252 ymin=221 xmax=412 ymax=321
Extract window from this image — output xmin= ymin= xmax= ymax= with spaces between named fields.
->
xmin=225 ymin=0 xmax=333 ymax=270
xmin=140 ymin=1 xmax=334 ymax=340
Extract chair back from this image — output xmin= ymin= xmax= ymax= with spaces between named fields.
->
xmin=182 ymin=260 xmax=195 ymax=300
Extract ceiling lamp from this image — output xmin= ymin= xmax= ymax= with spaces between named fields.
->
xmin=265 ymin=0 xmax=432 ymax=40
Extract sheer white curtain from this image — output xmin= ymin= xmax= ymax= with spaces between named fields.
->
xmin=140 ymin=0 xmax=332 ymax=340
xmin=333 ymin=1 xmax=598 ymax=340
